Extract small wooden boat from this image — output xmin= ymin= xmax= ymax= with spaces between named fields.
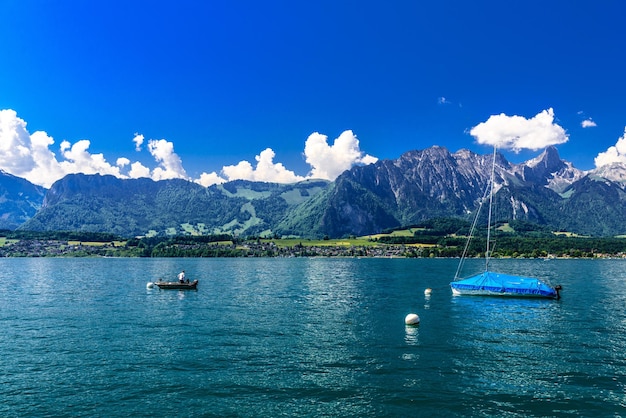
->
xmin=155 ymin=279 xmax=198 ymax=290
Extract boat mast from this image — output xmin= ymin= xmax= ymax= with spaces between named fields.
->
xmin=485 ymin=145 xmax=497 ymax=271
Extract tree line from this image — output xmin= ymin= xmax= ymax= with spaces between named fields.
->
xmin=3 ymin=222 xmax=626 ymax=258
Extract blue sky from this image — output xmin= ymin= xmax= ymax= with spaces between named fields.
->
xmin=1 ymin=0 xmax=625 ymax=187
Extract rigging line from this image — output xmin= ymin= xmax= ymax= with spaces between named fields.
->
xmin=485 ymin=145 xmax=497 ymax=272
xmin=454 ymin=165 xmax=492 ymax=280
xmin=490 ymin=177 xmax=500 ymax=259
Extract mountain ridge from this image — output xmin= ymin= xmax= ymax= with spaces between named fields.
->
xmin=0 ymin=170 xmax=47 ymax=230
xmin=5 ymin=146 xmax=626 ymax=238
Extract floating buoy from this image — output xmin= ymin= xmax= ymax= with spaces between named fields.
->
xmin=146 ymin=282 xmax=154 ymax=289
xmin=405 ymin=313 xmax=420 ymax=325
xmin=424 ymin=288 xmax=432 ymax=296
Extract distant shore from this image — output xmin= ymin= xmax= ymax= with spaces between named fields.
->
xmin=1 ymin=237 xmax=626 ymax=259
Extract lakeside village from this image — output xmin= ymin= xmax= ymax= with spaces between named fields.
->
xmin=2 ymin=234 xmax=626 ymax=259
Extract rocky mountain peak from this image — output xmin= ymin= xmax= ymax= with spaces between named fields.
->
xmin=512 ymin=146 xmax=584 ymax=193
xmin=4 ymin=144 xmax=626 ymax=238
xmin=590 ymin=162 xmax=626 ymax=186
xmin=526 ymin=146 xmax=562 ymax=170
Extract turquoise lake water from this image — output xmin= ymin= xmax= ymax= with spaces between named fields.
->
xmin=1 ymin=257 xmax=625 ymax=417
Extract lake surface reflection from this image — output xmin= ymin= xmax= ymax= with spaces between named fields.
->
xmin=1 ymin=257 xmax=624 ymax=416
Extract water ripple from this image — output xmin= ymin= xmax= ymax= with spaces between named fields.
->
xmin=1 ymin=258 xmax=626 ymax=416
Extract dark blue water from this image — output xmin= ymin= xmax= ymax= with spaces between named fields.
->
xmin=1 ymin=257 xmax=625 ymax=417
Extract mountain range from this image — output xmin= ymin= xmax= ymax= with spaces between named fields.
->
xmin=3 ymin=146 xmax=626 ymax=238
xmin=0 ymin=170 xmax=47 ymax=230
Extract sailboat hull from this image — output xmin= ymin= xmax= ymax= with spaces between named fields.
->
xmin=450 ymin=271 xmax=559 ymax=299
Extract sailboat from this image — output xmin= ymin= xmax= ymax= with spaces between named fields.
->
xmin=449 ymin=146 xmax=561 ymax=299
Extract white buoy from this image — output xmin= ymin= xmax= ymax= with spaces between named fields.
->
xmin=405 ymin=313 xmax=420 ymax=325
xmin=146 ymin=282 xmax=155 ymax=289
xmin=424 ymin=288 xmax=432 ymax=296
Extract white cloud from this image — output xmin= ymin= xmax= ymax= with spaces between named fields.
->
xmin=0 ymin=109 xmax=379 ymax=189
xmin=304 ymin=130 xmax=378 ymax=180
xmin=222 ymin=160 xmax=253 ymax=181
xmin=0 ymin=109 xmax=36 ymax=174
xmin=59 ymin=139 xmax=124 ymax=178
xmin=0 ymin=109 xmax=194 ymax=187
xmin=147 ymin=139 xmax=188 ymax=181
xmin=594 ymin=127 xmax=626 ymax=167
xmin=197 ymin=130 xmax=378 ymax=186
xmin=0 ymin=109 xmax=122 ymax=187
xmin=469 ymin=108 xmax=569 ymax=152
xmin=128 ymin=161 xmax=151 ymax=179
xmin=27 ymin=130 xmax=67 ymax=186
xmin=116 ymin=157 xmax=131 ymax=167
xmin=0 ymin=110 xmax=60 ymax=185
xmin=133 ymin=133 xmax=144 ymax=151
xmin=581 ymin=119 xmax=597 ymax=128
xmin=196 ymin=171 xmax=226 ymax=187
xmin=438 ymin=96 xmax=463 ymax=107
xmin=222 ymin=148 xmax=304 ymax=183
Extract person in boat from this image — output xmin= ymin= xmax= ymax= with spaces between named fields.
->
xmin=178 ymin=270 xmax=186 ymax=283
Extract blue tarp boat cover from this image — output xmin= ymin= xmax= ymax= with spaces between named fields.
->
xmin=450 ymin=271 xmax=558 ymax=298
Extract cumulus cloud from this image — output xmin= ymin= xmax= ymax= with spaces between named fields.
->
xmin=27 ymin=130 xmax=67 ymax=186
xmin=581 ymin=119 xmax=597 ymax=128
xmin=147 ymin=139 xmax=188 ymax=181
xmin=304 ymin=130 xmax=378 ymax=180
xmin=222 ymin=148 xmax=304 ymax=183
xmin=116 ymin=157 xmax=131 ymax=167
xmin=0 ymin=109 xmax=116 ymax=187
xmin=128 ymin=161 xmax=151 ymax=179
xmin=0 ymin=109 xmax=37 ymax=174
xmin=469 ymin=108 xmax=569 ymax=152
xmin=59 ymin=139 xmax=124 ymax=178
xmin=0 ymin=109 xmax=378 ymax=189
xmin=594 ymin=127 xmax=626 ymax=168
xmin=0 ymin=109 xmax=192 ymax=187
xmin=133 ymin=133 xmax=144 ymax=151
xmin=197 ymin=171 xmax=226 ymax=187
xmin=199 ymin=130 xmax=378 ymax=186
